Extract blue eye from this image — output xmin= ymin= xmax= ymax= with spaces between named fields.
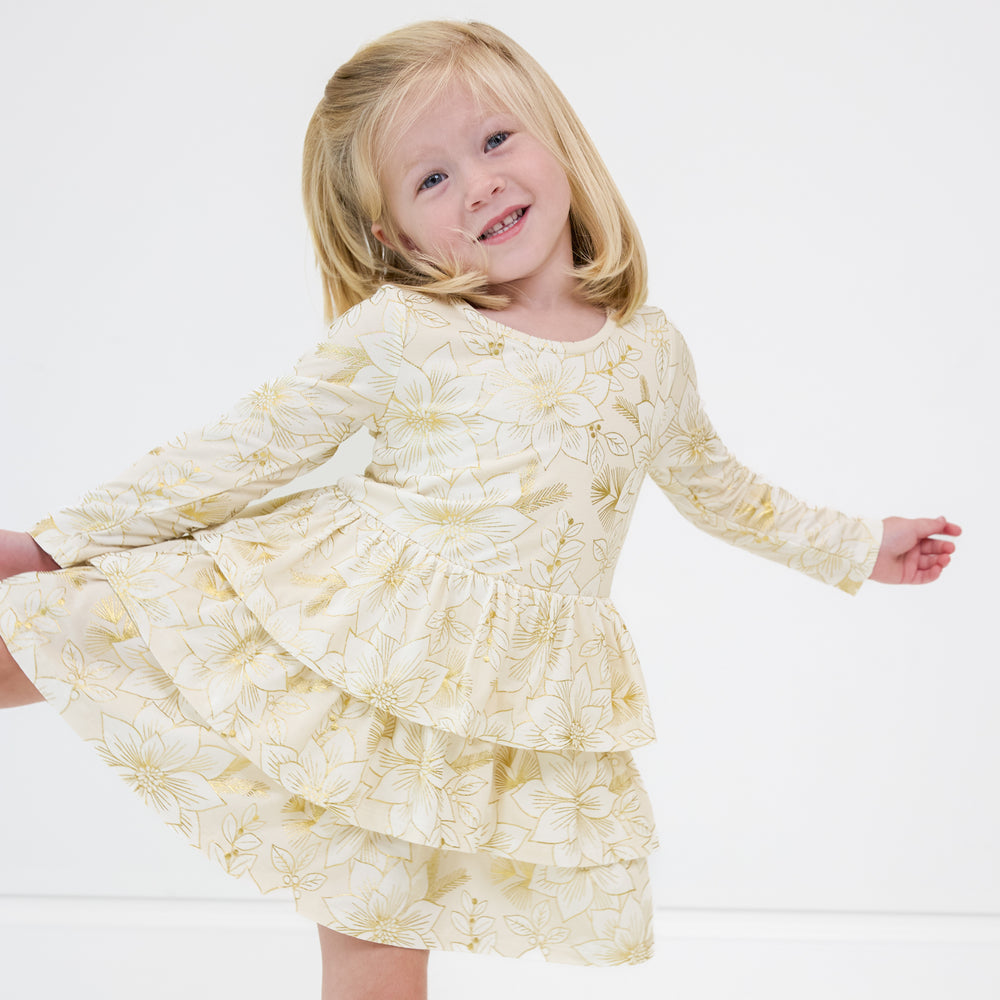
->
xmin=419 ymin=172 xmax=445 ymax=191
xmin=485 ymin=131 xmax=509 ymax=150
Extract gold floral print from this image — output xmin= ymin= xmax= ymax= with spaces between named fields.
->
xmin=0 ymin=284 xmax=880 ymax=965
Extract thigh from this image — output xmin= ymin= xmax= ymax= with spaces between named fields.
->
xmin=317 ymin=924 xmax=428 ymax=1000
xmin=0 ymin=635 xmax=42 ymax=708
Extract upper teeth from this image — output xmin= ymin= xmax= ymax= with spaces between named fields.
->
xmin=480 ymin=209 xmax=524 ymax=239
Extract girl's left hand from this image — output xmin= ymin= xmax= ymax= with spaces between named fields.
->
xmin=870 ymin=516 xmax=961 ymax=585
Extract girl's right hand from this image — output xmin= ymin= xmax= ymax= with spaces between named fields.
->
xmin=0 ymin=529 xmax=60 ymax=579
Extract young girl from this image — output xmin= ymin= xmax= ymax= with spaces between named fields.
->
xmin=0 ymin=19 xmax=960 ymax=1000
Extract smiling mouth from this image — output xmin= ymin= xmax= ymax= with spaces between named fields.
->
xmin=479 ymin=207 xmax=526 ymax=241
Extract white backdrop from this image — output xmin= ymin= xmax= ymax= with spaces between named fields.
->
xmin=1 ymin=0 xmax=996 ymax=997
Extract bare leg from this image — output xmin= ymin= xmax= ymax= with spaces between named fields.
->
xmin=317 ymin=925 xmax=429 ymax=1000
xmin=0 ymin=529 xmax=57 ymax=708
xmin=0 ymin=636 xmax=43 ymax=708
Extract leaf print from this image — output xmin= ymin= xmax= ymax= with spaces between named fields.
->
xmin=605 ymin=432 xmax=629 ymax=457
xmin=591 ymin=467 xmax=629 ymax=531
xmin=492 ymin=746 xmax=542 ymax=796
xmin=394 ymin=293 xmax=452 ymax=330
xmin=530 ymin=513 xmax=585 ymax=591
xmin=593 ymin=338 xmax=641 ymax=392
xmin=612 ymin=396 xmax=642 ymax=429
xmin=427 ymin=603 xmax=476 ymax=654
xmin=451 ymin=892 xmax=498 ymax=953
xmin=312 ymin=343 xmax=371 ymax=385
xmin=514 ymin=484 xmax=570 ymax=515
xmin=504 ymin=900 xmax=571 ymax=956
xmin=291 ymin=568 xmax=348 ymax=617
xmin=271 ymin=844 xmax=326 ymax=900
xmin=425 ymin=857 xmax=471 ymax=903
xmin=82 ymin=595 xmax=139 ymax=656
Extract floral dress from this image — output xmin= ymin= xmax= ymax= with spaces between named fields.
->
xmin=0 ymin=284 xmax=881 ymax=965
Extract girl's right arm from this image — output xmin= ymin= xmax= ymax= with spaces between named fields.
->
xmin=29 ymin=288 xmax=404 ymax=568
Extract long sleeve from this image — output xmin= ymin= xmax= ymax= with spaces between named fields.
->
xmin=647 ymin=320 xmax=882 ymax=595
xmin=30 ymin=287 xmax=404 ymax=566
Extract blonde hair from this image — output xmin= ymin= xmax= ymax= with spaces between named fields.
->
xmin=302 ymin=20 xmax=647 ymax=322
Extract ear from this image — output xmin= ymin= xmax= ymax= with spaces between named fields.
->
xmin=371 ymin=222 xmax=417 ymax=253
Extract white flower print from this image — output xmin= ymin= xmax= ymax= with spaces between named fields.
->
xmin=374 ymin=721 xmax=453 ymax=842
xmin=533 ymin=860 xmax=635 ymax=921
xmin=337 ymin=533 xmax=429 ymax=637
xmin=332 ymin=632 xmax=438 ymax=716
xmin=178 ymin=607 xmax=300 ymax=724
xmin=506 ymin=598 xmax=574 ymax=688
xmin=268 ymin=739 xmax=366 ymax=818
xmin=487 ymin=349 xmax=607 ymax=465
xmin=395 ymin=472 xmax=531 ymax=572
xmin=95 ymin=704 xmax=235 ymax=824
xmin=531 ymin=673 xmax=610 ymax=752
xmin=383 ymin=347 xmax=486 ymax=477
xmin=204 ymin=376 xmax=336 ymax=452
xmin=576 ymin=898 xmax=653 ymax=965
xmin=134 ymin=461 xmax=213 ymax=504
xmin=328 ymin=873 xmax=440 ymax=948
xmin=511 ymin=756 xmax=627 ymax=867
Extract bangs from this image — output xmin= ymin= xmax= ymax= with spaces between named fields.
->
xmin=369 ymin=46 xmax=562 ymax=176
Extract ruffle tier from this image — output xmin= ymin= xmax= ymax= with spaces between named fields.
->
xmin=191 ymin=485 xmax=657 ymax=753
xmin=0 ymin=499 xmax=659 ymax=963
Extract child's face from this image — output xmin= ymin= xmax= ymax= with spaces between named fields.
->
xmin=373 ymin=84 xmax=574 ymax=299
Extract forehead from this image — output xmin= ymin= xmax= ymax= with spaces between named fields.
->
xmin=376 ymin=57 xmax=533 ymax=146
xmin=378 ymin=81 xmax=515 ymax=180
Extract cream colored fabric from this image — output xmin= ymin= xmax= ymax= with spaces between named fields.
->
xmin=0 ymin=284 xmax=881 ymax=964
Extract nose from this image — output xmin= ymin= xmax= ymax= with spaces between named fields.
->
xmin=465 ymin=167 xmax=505 ymax=211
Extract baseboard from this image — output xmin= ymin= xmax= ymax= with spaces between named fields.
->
xmin=3 ymin=895 xmax=999 ymax=944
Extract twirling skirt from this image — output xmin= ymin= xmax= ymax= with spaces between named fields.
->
xmin=0 ymin=489 xmax=657 ymax=965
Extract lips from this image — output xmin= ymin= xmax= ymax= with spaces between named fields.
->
xmin=479 ymin=207 xmax=527 ymax=241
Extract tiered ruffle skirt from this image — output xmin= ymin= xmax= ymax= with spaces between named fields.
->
xmin=0 ymin=487 xmax=658 ymax=964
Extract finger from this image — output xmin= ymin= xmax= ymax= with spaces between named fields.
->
xmin=917 ymin=553 xmax=950 ymax=570
xmin=934 ymin=517 xmax=962 ymax=537
xmin=913 ymin=562 xmax=945 ymax=585
xmin=920 ymin=539 xmax=955 ymax=556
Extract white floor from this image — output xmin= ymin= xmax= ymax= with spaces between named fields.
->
xmin=4 ymin=901 xmax=999 ymax=1000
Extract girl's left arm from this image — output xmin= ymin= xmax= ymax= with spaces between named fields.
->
xmin=647 ymin=321 xmax=959 ymax=593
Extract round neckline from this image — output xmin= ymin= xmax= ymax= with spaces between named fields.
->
xmin=461 ymin=303 xmax=618 ymax=354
